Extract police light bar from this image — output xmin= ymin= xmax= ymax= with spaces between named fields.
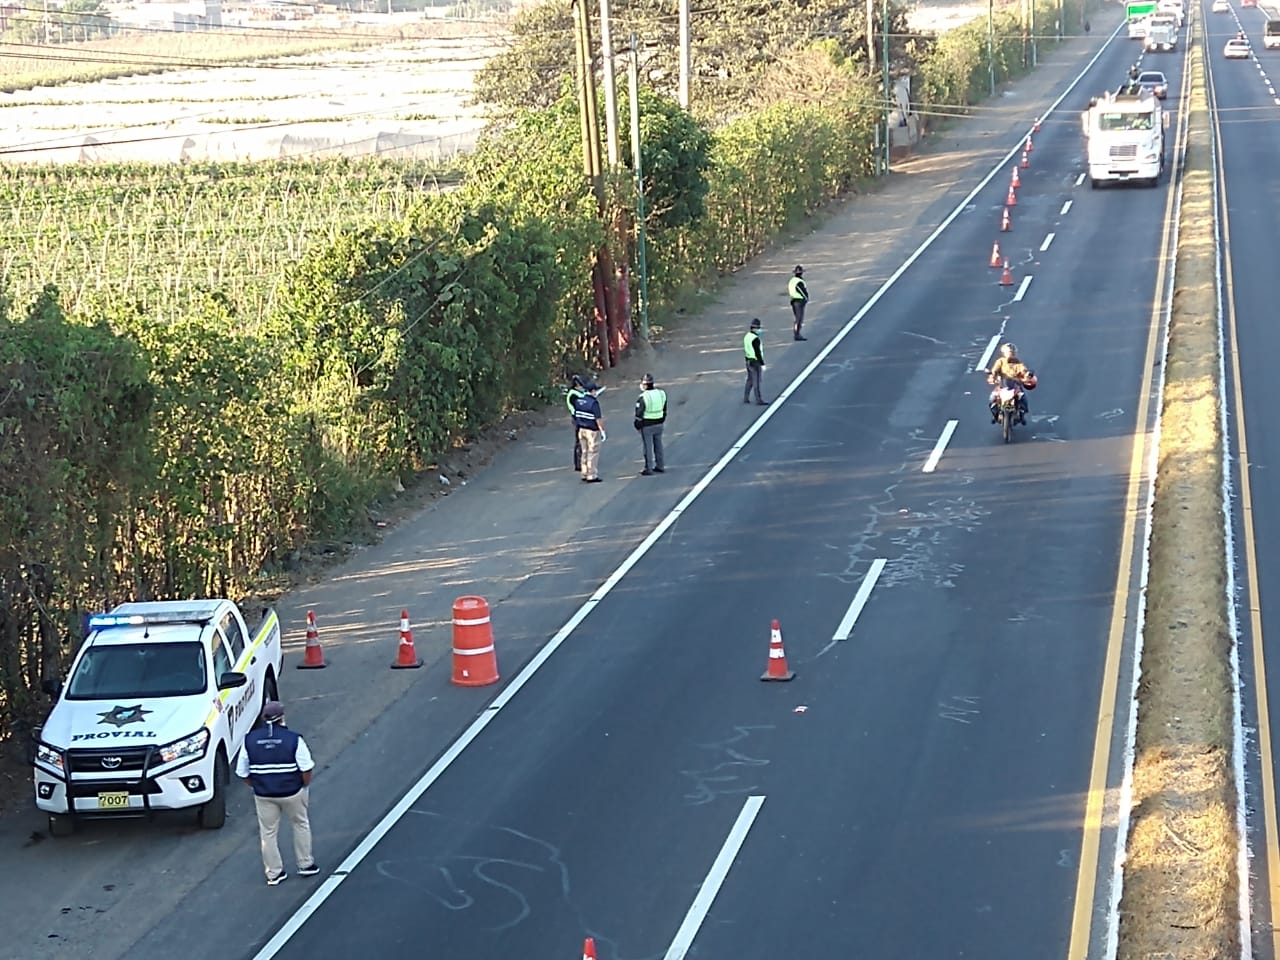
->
xmin=88 ymin=611 xmax=214 ymax=630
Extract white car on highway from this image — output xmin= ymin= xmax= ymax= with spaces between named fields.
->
xmin=1224 ymin=37 xmax=1251 ymax=58
xmin=1212 ymin=0 xmax=1231 ymax=11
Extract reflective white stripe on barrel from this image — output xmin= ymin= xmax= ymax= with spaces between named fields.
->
xmin=453 ymin=616 xmax=491 ymax=626
xmin=453 ymin=644 xmax=496 ymax=655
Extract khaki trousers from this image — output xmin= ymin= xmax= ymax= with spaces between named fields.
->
xmin=578 ymin=427 xmax=602 ymax=480
xmin=255 ymin=788 xmax=313 ymax=878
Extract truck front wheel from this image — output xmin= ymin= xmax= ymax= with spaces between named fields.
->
xmin=198 ymin=750 xmax=229 ymax=830
xmin=48 ymin=813 xmax=74 ymax=837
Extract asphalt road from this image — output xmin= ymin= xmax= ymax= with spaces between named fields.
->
xmin=1209 ymin=1 xmax=1280 ymax=955
xmin=251 ymin=34 xmax=1182 ymax=960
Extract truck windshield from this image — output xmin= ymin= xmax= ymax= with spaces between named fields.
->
xmin=1100 ymin=112 xmax=1154 ymax=131
xmin=66 ymin=641 xmax=207 ymax=699
xmin=1268 ymin=20 xmax=1280 ymax=34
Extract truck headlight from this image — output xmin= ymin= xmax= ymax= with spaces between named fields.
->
xmin=1143 ymin=153 xmax=1158 ymax=162
xmin=36 ymin=742 xmax=64 ymax=772
xmin=158 ymin=728 xmax=210 ymax=764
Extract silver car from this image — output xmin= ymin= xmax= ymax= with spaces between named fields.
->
xmin=1137 ymin=70 xmax=1169 ymax=98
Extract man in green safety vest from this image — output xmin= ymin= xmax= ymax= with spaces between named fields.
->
xmin=743 ymin=318 xmax=768 ymax=405
xmin=788 ymin=265 xmax=809 ymax=341
xmin=633 ymin=373 xmax=667 ymax=475
xmin=566 ymin=373 xmax=587 ymax=472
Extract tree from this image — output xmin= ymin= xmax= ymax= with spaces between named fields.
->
xmin=471 ymin=0 xmax=915 ymax=118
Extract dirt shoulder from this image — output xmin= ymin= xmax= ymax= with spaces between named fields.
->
xmin=1116 ymin=21 xmax=1239 ymax=959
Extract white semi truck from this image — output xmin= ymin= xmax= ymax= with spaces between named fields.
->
xmin=1144 ymin=15 xmax=1179 ymax=51
xmin=1081 ymin=89 xmax=1169 ymax=188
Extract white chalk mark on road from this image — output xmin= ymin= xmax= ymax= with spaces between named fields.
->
xmin=834 ymin=558 xmax=887 ymax=641
xmin=663 ymin=796 xmax=766 ymax=960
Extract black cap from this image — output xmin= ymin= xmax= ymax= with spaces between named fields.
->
xmin=642 ymin=373 xmax=654 ymax=387
xmin=571 ymin=374 xmax=584 ymax=387
xmin=584 ymin=380 xmax=599 ymax=392
xmin=262 ymin=700 xmax=284 ymax=721
xmin=750 ymin=318 xmax=761 ymax=328
xmin=794 ymin=265 xmax=804 ymax=275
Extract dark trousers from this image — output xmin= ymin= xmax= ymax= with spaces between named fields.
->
xmin=791 ymin=300 xmax=806 ymax=338
xmin=572 ymin=426 xmax=581 ymax=471
xmin=641 ymin=423 xmax=665 ymax=470
xmin=744 ymin=360 xmax=764 ymax=403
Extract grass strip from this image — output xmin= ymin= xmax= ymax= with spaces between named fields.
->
xmin=1116 ymin=19 xmax=1239 ymax=960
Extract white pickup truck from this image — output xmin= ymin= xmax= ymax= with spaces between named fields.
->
xmin=1145 ymin=15 xmax=1179 ymax=51
xmin=31 ymin=599 xmax=283 ymax=836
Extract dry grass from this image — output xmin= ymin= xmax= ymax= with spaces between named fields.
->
xmin=1116 ymin=24 xmax=1239 ymax=960
xmin=0 ymin=19 xmax=487 ymax=93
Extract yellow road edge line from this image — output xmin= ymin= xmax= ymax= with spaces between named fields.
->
xmin=1064 ymin=34 xmax=1193 ymax=960
xmin=1210 ymin=36 xmax=1280 ymax=955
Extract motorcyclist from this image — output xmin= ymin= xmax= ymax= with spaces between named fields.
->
xmin=987 ymin=342 xmax=1035 ymax=425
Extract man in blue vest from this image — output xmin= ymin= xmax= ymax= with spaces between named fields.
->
xmin=566 ymin=374 xmax=587 ymax=471
xmin=788 ymin=265 xmax=809 ymax=341
xmin=572 ymin=381 xmax=606 ymax=482
xmin=237 ymin=700 xmax=318 ymax=885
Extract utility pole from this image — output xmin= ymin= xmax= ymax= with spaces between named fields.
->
xmin=678 ymin=0 xmax=691 ymax=110
xmin=882 ymin=0 xmax=890 ymax=173
xmin=867 ymin=0 xmax=876 ymax=72
xmin=1030 ymin=0 xmax=1037 ymax=66
xmin=988 ymin=0 xmax=995 ymax=95
xmin=599 ymin=0 xmax=620 ymax=167
xmin=628 ymin=33 xmax=650 ymax=341
xmin=572 ymin=0 xmax=605 ymax=211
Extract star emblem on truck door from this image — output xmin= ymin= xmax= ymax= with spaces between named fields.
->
xmin=97 ymin=704 xmax=152 ymax=727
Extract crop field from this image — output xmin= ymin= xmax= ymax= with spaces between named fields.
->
xmin=0 ymin=159 xmax=451 ymax=323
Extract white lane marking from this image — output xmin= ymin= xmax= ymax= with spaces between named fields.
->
xmin=1041 ymin=232 xmax=1056 ymax=251
xmin=833 ymin=558 xmax=887 ymax=641
xmin=249 ymin=25 xmax=1131 ymax=960
xmin=1013 ymin=275 xmax=1034 ymax=302
xmin=663 ymin=796 xmax=766 ymax=960
xmin=1061 ymin=199 xmax=1074 ymax=215
xmin=922 ymin=420 xmax=959 ymax=474
xmin=1075 ymin=173 xmax=1086 ymax=187
xmin=975 ymin=334 xmax=1002 ymax=371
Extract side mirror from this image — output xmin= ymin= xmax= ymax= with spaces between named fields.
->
xmin=217 ymin=671 xmax=248 ymax=691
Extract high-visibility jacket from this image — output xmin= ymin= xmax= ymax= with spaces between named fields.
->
xmin=636 ymin=388 xmax=667 ymax=424
xmin=744 ymin=331 xmax=763 ymax=363
xmin=788 ymin=276 xmax=809 ymax=302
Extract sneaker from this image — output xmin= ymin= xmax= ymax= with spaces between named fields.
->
xmin=654 ymin=467 xmax=665 ymax=473
xmin=794 ymin=335 xmax=808 ymax=341
xmin=755 ymin=400 xmax=770 ymax=406
xmin=298 ymin=863 xmax=320 ymax=877
xmin=587 ymin=477 xmax=603 ymax=483
xmin=266 ymin=872 xmax=288 ymax=886
xmin=640 ymin=469 xmax=654 ymax=476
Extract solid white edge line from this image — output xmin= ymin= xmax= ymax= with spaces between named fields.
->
xmin=1100 ymin=30 xmax=1190 ymax=960
xmin=250 ymin=26 xmax=1129 ymax=960
xmin=1041 ymin=232 xmax=1056 ymax=251
xmin=662 ymin=796 xmax=766 ymax=960
xmin=975 ymin=334 xmax=1001 ymax=371
xmin=833 ymin=558 xmax=887 ymax=640
xmin=1013 ymin=275 xmax=1034 ymax=302
xmin=921 ymin=420 xmax=959 ymax=474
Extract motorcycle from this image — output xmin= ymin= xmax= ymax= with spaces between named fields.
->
xmin=988 ymin=372 xmax=1036 ymax=443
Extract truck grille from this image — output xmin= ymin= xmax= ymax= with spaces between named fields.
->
xmin=66 ymin=746 xmax=156 ymax=775
xmin=1110 ymin=144 xmax=1138 ymax=160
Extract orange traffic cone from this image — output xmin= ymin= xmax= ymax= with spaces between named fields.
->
xmin=391 ymin=609 xmax=423 ymax=669
xmin=1000 ymin=260 xmax=1014 ymax=286
xmin=582 ymin=938 xmax=597 ymax=960
xmin=1020 ymin=150 xmax=1030 ymax=169
xmin=451 ymin=596 xmax=499 ymax=687
xmin=760 ymin=619 xmax=795 ymax=681
xmin=1033 ymin=116 xmax=1041 ymax=132
xmin=990 ymin=241 xmax=1002 ymax=267
xmin=1001 ymin=208 xmax=1011 ymax=232
xmin=1010 ymin=166 xmax=1021 ymax=189
xmin=1006 ymin=185 xmax=1017 ymax=206
xmin=1025 ymin=134 xmax=1034 ymax=153
xmin=297 ymin=610 xmax=327 ymax=669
